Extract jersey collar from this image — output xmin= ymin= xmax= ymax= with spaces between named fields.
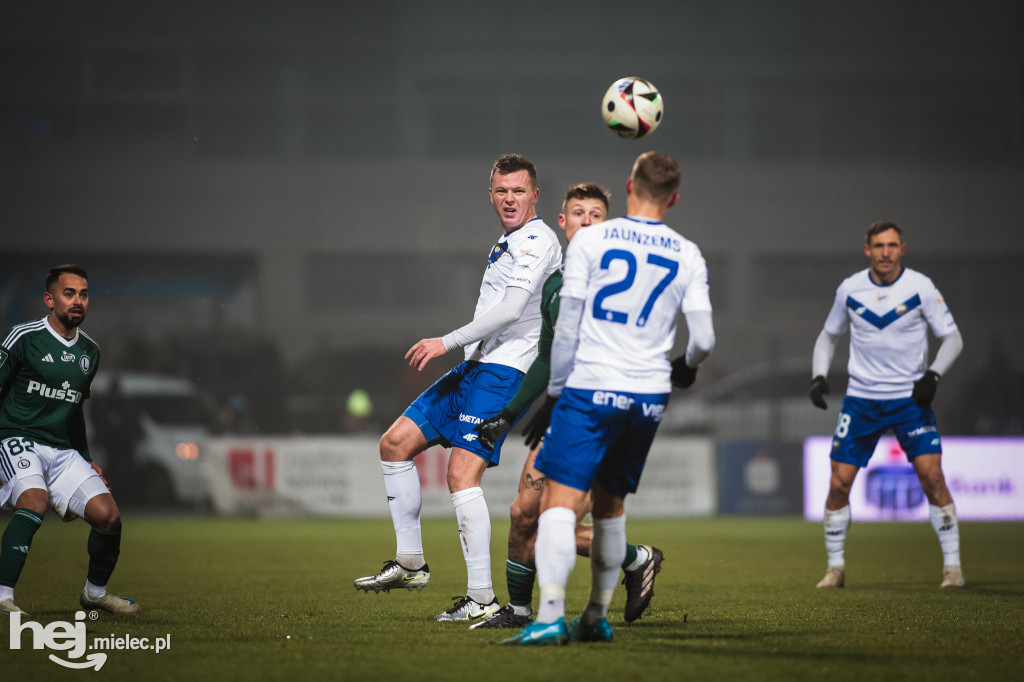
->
xmin=43 ymin=316 xmax=80 ymax=347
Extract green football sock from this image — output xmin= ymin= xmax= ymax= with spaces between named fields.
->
xmin=0 ymin=509 xmax=43 ymax=588
xmin=87 ymin=527 xmax=122 ymax=587
xmin=505 ymin=558 xmax=536 ymax=609
xmin=621 ymin=543 xmax=638 ymax=569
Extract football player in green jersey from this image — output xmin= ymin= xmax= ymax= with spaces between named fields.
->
xmin=0 ymin=264 xmax=141 ymax=615
xmin=471 ymin=184 xmax=664 ymax=630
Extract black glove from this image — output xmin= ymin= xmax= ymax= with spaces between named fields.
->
xmin=912 ymin=370 xmax=940 ymax=407
xmin=475 ymin=408 xmax=516 ymax=452
xmin=670 ymin=355 xmax=698 ymax=388
xmin=522 ymin=395 xmax=558 ymax=450
xmin=809 ymin=375 xmax=829 ymax=410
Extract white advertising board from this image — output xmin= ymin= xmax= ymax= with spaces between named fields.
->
xmin=804 ymin=436 xmax=1024 ymax=521
xmin=202 ymin=435 xmax=715 ymax=518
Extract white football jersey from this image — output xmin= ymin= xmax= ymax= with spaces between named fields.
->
xmin=464 ymin=217 xmax=562 ymax=373
xmin=561 ymin=216 xmax=712 ymax=393
xmin=824 ymin=267 xmax=958 ymax=399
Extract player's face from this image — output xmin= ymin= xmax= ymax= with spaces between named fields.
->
xmin=489 ymin=170 xmax=539 ymax=233
xmin=864 ymin=228 xmax=906 ymax=284
xmin=45 ymin=273 xmax=89 ymax=333
xmin=558 ymin=198 xmax=607 ymax=243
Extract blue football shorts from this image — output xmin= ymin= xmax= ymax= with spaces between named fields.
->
xmin=404 ymin=360 xmax=525 ymax=466
xmin=534 ymin=387 xmax=669 ymax=497
xmin=830 ymin=396 xmax=943 ymax=468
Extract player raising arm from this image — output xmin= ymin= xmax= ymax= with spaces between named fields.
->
xmin=810 ymin=221 xmax=965 ymax=589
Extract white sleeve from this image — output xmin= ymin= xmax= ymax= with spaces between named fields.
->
xmin=441 ymin=286 xmax=532 ymax=351
xmin=547 ymin=295 xmax=584 ymax=397
xmin=929 ymin=329 xmax=963 ymax=376
xmin=683 ymin=310 xmax=716 ymax=367
xmin=823 ymin=283 xmax=850 ymax=336
xmin=812 ymin=328 xmax=840 ymax=378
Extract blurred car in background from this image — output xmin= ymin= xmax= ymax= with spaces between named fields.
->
xmin=87 ymin=371 xmax=215 ymax=508
xmin=662 ymin=358 xmax=847 ymax=442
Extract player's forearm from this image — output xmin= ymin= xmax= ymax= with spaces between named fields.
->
xmin=812 ymin=329 xmax=839 ymax=378
xmin=683 ymin=310 xmax=716 ymax=367
xmin=441 ymin=286 xmax=531 ymax=351
xmin=929 ymin=329 xmax=963 ymax=377
xmin=547 ymin=296 xmax=584 ymax=397
xmin=68 ymin=408 xmax=92 ymax=462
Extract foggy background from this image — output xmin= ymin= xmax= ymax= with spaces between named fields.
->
xmin=2 ymin=0 xmax=1022 ymax=442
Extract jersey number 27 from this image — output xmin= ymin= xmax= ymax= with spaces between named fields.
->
xmin=593 ymin=249 xmax=678 ymax=328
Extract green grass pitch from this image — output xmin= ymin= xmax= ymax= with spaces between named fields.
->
xmin=3 ymin=516 xmax=1023 ymax=681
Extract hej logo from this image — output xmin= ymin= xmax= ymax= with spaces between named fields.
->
xmin=8 ymin=610 xmax=106 ymax=670
xmin=8 ymin=610 xmax=172 ymax=670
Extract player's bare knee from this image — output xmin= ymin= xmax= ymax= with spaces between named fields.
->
xmin=509 ymin=496 xmax=538 ymax=541
xmin=15 ymin=488 xmax=48 ymax=516
xmin=84 ymin=495 xmax=121 ymax=531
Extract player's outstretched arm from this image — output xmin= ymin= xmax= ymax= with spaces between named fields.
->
xmin=440 ymin=286 xmax=532 ymax=352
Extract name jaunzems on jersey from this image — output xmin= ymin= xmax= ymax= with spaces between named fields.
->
xmin=602 ymin=227 xmax=681 ymax=252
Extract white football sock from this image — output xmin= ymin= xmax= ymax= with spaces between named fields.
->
xmin=929 ymin=503 xmax=961 ymax=567
xmin=623 ymin=544 xmax=649 ymax=572
xmin=534 ymin=506 xmax=577 ymax=624
xmin=451 ymin=487 xmax=494 ymax=603
xmin=824 ymin=505 xmax=851 ymax=568
xmin=582 ymin=515 xmax=627 ymax=624
xmin=0 ymin=585 xmax=14 ymax=602
xmin=381 ymin=459 xmax=424 ymax=566
xmin=84 ymin=580 xmax=106 ymax=600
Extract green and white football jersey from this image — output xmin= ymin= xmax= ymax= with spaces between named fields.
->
xmin=0 ymin=317 xmax=101 ymax=457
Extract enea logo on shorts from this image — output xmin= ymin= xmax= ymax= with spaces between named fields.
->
xmin=26 ymin=380 xmax=83 ymax=404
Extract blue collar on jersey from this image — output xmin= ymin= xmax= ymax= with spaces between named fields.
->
xmin=490 ymin=217 xmax=542 ymax=263
xmin=867 ymin=266 xmax=905 ymax=287
xmin=624 ymin=215 xmax=663 ymax=226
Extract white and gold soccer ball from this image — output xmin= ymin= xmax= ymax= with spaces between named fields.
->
xmin=601 ymin=77 xmax=664 ymax=139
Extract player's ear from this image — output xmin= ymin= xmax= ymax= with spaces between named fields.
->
xmin=666 ymin=192 xmax=679 ymax=208
xmin=557 ymin=214 xmax=566 ymax=229
xmin=43 ymin=291 xmax=55 ymax=310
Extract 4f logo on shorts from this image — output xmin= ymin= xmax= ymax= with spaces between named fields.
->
xmin=462 ymin=433 xmax=479 ymax=443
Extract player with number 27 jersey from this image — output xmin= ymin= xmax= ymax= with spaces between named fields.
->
xmin=561 ymin=216 xmax=711 ymax=394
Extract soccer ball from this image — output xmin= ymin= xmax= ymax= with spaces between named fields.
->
xmin=601 ymin=77 xmax=663 ymax=139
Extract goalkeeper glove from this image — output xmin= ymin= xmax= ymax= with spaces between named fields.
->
xmin=809 ymin=375 xmax=829 ymax=410
xmin=912 ymin=370 xmax=940 ymax=407
xmin=523 ymin=395 xmax=558 ymax=450
xmin=670 ymin=355 xmax=698 ymax=388
xmin=474 ymin=409 xmax=516 ymax=452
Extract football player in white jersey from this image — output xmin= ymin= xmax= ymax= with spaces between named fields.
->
xmin=809 ymin=222 xmax=965 ymax=589
xmin=502 ymin=152 xmax=716 ymax=645
xmin=354 ymin=154 xmax=563 ymax=624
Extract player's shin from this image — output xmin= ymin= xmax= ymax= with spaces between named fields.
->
xmin=381 ymin=459 xmax=425 ymax=566
xmin=824 ymin=505 xmax=850 ymax=567
xmin=929 ymin=503 xmax=961 ymax=566
xmin=534 ymin=507 xmax=577 ymax=624
xmin=452 ymin=487 xmax=494 ymax=603
xmin=582 ymin=515 xmax=626 ymax=625
xmin=0 ymin=509 xmax=43 ymax=598
xmin=86 ymin=527 xmax=122 ymax=594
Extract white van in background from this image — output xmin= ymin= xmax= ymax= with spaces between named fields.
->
xmin=86 ymin=371 xmax=214 ymax=508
